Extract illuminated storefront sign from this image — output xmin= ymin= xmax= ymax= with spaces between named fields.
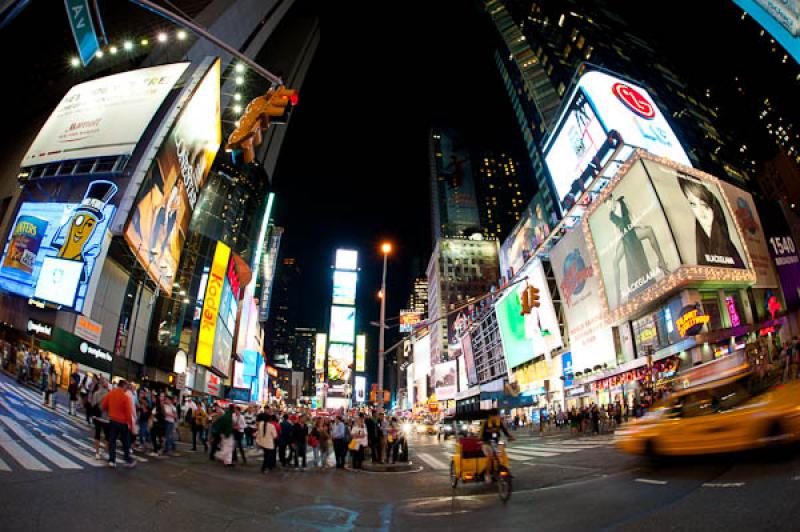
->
xmin=676 ymin=304 xmax=710 ymax=337
xmin=355 ymin=334 xmax=366 ymax=372
xmin=196 ymin=241 xmax=231 ymax=368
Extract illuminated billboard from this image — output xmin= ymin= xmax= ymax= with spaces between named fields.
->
xmin=399 ymin=311 xmax=422 ymax=333
xmin=354 ymin=375 xmax=367 ymax=404
xmin=124 ymin=60 xmax=221 ymax=296
xmin=413 ymin=333 xmax=431 ymax=381
xmin=0 ymin=180 xmax=117 ymax=312
xmin=544 ymin=70 xmax=691 ymax=213
xmin=335 ymin=249 xmax=358 ymax=271
xmin=332 ymin=270 xmax=357 ymax=305
xmin=434 ymin=128 xmax=481 ymax=235
xmin=584 ymin=153 xmax=755 ymax=321
xmin=494 ymin=259 xmax=563 ymax=370
xmin=315 ymin=333 xmax=327 ymax=372
xmin=327 ymin=343 xmax=354 ymax=387
xmin=22 ymin=63 xmax=189 ymax=167
xmin=433 ymin=360 xmax=457 ymax=400
xmin=499 ymin=189 xmax=556 ymax=277
xmin=329 ymin=305 xmax=356 ymax=344
xmin=196 ymin=241 xmax=231 ymax=371
xmin=355 ymin=334 xmax=366 ymax=372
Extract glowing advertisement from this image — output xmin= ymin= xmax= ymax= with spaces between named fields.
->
xmin=399 ymin=311 xmax=422 ymax=333
xmin=460 ymin=332 xmax=478 ymax=386
xmin=327 ymin=343 xmax=354 ymax=388
xmin=549 ymin=226 xmax=616 ymax=371
xmin=494 ymin=260 xmax=563 ymax=370
xmin=499 ymin=190 xmax=555 ymax=277
xmin=544 ymin=70 xmax=691 ymax=212
xmin=335 ymin=249 xmax=358 ymax=271
xmin=125 ymin=60 xmax=221 ymax=296
xmin=756 ymin=198 xmax=800 ymax=311
xmin=332 ymin=270 xmax=357 ymax=306
xmin=196 ymin=241 xmax=231 ymax=370
xmin=329 ymin=305 xmax=356 ymax=344
xmin=315 ymin=333 xmax=327 ymax=372
xmin=434 ymin=128 xmax=481 ymax=234
xmin=22 ymin=63 xmax=189 ymax=167
xmin=0 ymin=180 xmax=117 ymax=311
xmin=355 ymin=334 xmax=366 ymax=372
xmin=354 ymin=375 xmax=367 ymax=404
xmin=413 ymin=334 xmax=431 ymax=381
xmin=433 ymin=360 xmax=458 ymax=401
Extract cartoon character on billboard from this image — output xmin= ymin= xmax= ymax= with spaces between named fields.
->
xmin=606 ymin=195 xmax=669 ymax=304
xmin=2 ymin=215 xmax=49 ymax=276
xmin=677 ymin=176 xmax=744 ymax=268
xmin=52 ymin=180 xmax=118 ymax=274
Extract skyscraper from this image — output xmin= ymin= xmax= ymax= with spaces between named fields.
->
xmin=429 ymin=127 xmax=483 ymax=241
xmin=475 ymin=151 xmax=530 ymax=240
xmin=266 ymin=258 xmax=301 ymax=366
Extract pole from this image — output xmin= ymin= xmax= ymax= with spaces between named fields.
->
xmin=377 ymin=252 xmax=387 ymax=409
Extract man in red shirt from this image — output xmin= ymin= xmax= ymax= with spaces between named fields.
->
xmin=101 ymin=380 xmax=137 ymax=468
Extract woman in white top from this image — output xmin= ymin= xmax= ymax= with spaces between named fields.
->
xmin=350 ymin=416 xmax=369 ymax=469
xmin=256 ymin=414 xmax=279 ymax=473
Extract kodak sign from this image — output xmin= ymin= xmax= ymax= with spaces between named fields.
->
xmin=196 ymin=241 xmax=231 ymax=368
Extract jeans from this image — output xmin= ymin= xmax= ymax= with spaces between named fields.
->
xmin=351 ymin=447 xmax=363 ymax=469
xmin=108 ymin=420 xmax=133 ymax=464
xmin=278 ymin=443 xmax=288 ymax=466
xmin=138 ymin=420 xmax=149 ymax=447
xmin=312 ymin=445 xmax=320 ymax=467
xmin=233 ymin=431 xmax=246 ymax=463
xmin=164 ymin=422 xmax=176 ymax=453
xmin=333 ymin=439 xmax=347 ymax=468
xmin=293 ymin=443 xmax=306 ymax=468
xmin=261 ymin=447 xmax=276 ymax=472
xmin=192 ymin=424 xmax=206 ymax=450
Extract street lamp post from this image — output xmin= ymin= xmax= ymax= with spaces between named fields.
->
xmin=377 ymin=242 xmax=391 ymax=409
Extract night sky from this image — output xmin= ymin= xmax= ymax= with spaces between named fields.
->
xmin=271 ymin=1 xmax=525 ymax=349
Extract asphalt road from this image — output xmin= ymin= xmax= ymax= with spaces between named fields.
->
xmin=1 ymin=373 xmax=800 ymax=531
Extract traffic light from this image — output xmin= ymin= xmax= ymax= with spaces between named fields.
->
xmin=519 ymin=286 xmax=531 ymax=315
xmin=226 ymin=86 xmax=298 ymax=163
xmin=529 ymin=286 xmax=540 ymax=308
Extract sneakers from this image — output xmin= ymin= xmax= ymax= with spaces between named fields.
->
xmin=124 ymin=461 xmax=137 ymax=469
xmin=95 ymin=451 xmax=102 ymax=460
xmin=108 ymin=461 xmax=116 ymax=468
xmin=147 ymin=452 xmax=159 ymax=457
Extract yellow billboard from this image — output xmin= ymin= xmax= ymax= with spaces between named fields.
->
xmin=355 ymin=334 xmax=366 ymax=372
xmin=315 ymin=333 xmax=327 ymax=372
xmin=196 ymin=241 xmax=231 ymax=368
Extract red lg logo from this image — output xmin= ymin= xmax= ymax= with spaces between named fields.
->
xmin=612 ymin=82 xmax=655 ymax=119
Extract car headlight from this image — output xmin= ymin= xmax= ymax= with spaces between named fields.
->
xmin=402 ymin=423 xmax=412 ymax=434
xmin=444 ymin=426 xmax=452 ymax=432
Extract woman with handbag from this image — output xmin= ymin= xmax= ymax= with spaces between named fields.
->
xmin=256 ymin=414 xmax=279 ymax=473
xmin=349 ymin=415 xmax=369 ymax=469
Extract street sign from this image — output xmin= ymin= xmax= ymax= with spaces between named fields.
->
xmin=64 ymin=0 xmax=100 ymax=66
xmin=176 ymin=373 xmax=186 ymax=389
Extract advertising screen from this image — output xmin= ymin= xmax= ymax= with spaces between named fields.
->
xmin=125 ymin=60 xmax=221 ymax=296
xmin=332 ymin=270 xmax=357 ymax=305
xmin=335 ymin=249 xmax=358 ymax=271
xmin=22 ymin=63 xmax=189 ymax=167
xmin=329 ymin=305 xmax=356 ymax=344
xmin=499 ymin=190 xmax=555 ymax=277
xmin=327 ymin=343 xmax=354 ymax=387
xmin=586 ymin=160 xmax=682 ymax=311
xmin=315 ymin=333 xmax=327 ymax=372
xmin=355 ymin=334 xmax=366 ymax=372
xmin=645 ymin=160 xmax=748 ymax=272
xmin=460 ymin=332 xmax=478 ymax=386
xmin=413 ymin=334 xmax=431 ymax=381
xmin=399 ymin=311 xmax=422 ymax=333
xmin=196 ymin=241 xmax=230 ymax=371
xmin=718 ymin=181 xmax=777 ymax=288
xmin=354 ymin=375 xmax=367 ymax=404
xmin=756 ymin=198 xmax=800 ymax=311
xmin=434 ymin=128 xmax=481 ymax=234
xmin=549 ymin=226 xmax=617 ymax=371
xmin=433 ymin=359 xmax=458 ymax=400
xmin=544 ymin=70 xmax=691 ymax=213
xmin=494 ymin=260 xmax=563 ymax=370
xmin=0 ymin=181 xmax=117 ymax=312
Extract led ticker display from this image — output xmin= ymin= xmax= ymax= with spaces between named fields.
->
xmin=0 ymin=180 xmax=118 ymax=312
xmin=335 ymin=249 xmax=358 ymax=271
xmin=196 ymin=241 xmax=231 ymax=370
xmin=355 ymin=334 xmax=366 ymax=372
xmin=315 ymin=333 xmax=327 ymax=372
xmin=329 ymin=305 xmax=356 ymax=344
xmin=332 ymin=270 xmax=357 ymax=305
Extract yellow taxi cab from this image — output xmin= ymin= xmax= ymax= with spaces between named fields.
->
xmin=615 ymin=372 xmax=800 ymax=456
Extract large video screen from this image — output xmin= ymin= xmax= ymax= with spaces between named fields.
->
xmin=332 ymin=270 xmax=357 ymax=306
xmin=499 ymin=189 xmax=556 ymax=277
xmin=433 ymin=359 xmax=457 ymax=400
xmin=327 ymin=343 xmax=354 ymax=386
xmin=335 ymin=249 xmax=358 ymax=271
xmin=0 ymin=181 xmax=117 ymax=312
xmin=124 ymin=60 xmax=221 ymax=296
xmin=22 ymin=63 xmax=189 ymax=167
xmin=329 ymin=305 xmax=356 ymax=344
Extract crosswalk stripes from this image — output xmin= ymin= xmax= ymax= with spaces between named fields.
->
xmin=0 ymin=382 xmax=85 ymax=429
xmin=0 ymin=455 xmax=9 ymax=472
xmin=0 ymin=396 xmax=29 ymax=422
xmin=27 ymin=428 xmax=102 ymax=468
xmin=61 ymin=433 xmax=148 ymax=463
xmin=0 ymin=416 xmax=81 ymax=470
xmin=0 ymin=425 xmax=51 ymax=472
xmin=415 ymin=452 xmax=449 ymax=470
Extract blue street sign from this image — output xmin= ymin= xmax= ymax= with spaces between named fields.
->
xmin=64 ymin=0 xmax=100 ymax=66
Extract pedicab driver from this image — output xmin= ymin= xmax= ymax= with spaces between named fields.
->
xmin=479 ymin=409 xmax=514 ymax=477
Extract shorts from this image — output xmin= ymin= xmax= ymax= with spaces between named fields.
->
xmin=94 ymin=419 xmax=109 ymax=441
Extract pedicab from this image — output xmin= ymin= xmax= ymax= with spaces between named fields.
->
xmin=450 ymin=436 xmax=512 ymax=502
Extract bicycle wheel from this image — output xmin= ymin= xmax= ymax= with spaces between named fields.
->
xmin=450 ymin=460 xmax=459 ymax=488
xmin=497 ymin=472 xmax=512 ymax=502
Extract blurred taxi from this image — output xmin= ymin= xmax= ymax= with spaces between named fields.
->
xmin=415 ymin=418 xmax=438 ymax=435
xmin=616 ymin=373 xmax=800 ymax=456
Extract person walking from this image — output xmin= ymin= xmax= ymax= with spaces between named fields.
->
xmin=292 ymin=415 xmax=308 ymax=471
xmin=309 ymin=418 xmax=322 ymax=468
xmin=149 ymin=395 xmax=165 ymax=457
xmin=193 ymin=403 xmax=209 ymax=451
xmin=244 ymin=406 xmax=257 ymax=448
xmin=256 ymin=413 xmax=278 ymax=473
xmin=232 ymin=407 xmax=247 ymax=464
xmin=318 ymin=419 xmax=332 ymax=469
xmin=44 ymin=364 xmax=59 ymax=409
xmin=79 ymin=372 xmax=94 ymax=424
xmin=101 ymin=380 xmax=136 ymax=468
xmin=350 ymin=416 xmax=368 ymax=469
xmin=332 ymin=416 xmax=347 ymax=469
xmin=162 ymin=396 xmax=177 ymax=456
xmin=90 ymin=376 xmax=110 ymax=460
xmin=136 ymin=390 xmax=150 ymax=452
xmin=278 ymin=414 xmax=293 ymax=467
xmin=68 ymin=368 xmax=80 ymax=415
xmin=212 ymin=405 xmax=235 ymax=466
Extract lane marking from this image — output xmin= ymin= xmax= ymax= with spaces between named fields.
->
xmin=0 ymin=455 xmax=9 ymax=472
xmin=0 ymin=416 xmax=81 ymax=469
xmin=0 ymin=425 xmax=50 ymax=471
xmin=62 ymin=432 xmax=148 ymax=462
xmin=32 ymin=430 xmax=102 ymax=467
xmin=0 ymin=396 xmax=30 ymax=422
xmin=515 ymin=444 xmax=581 ymax=453
xmin=506 ymin=449 xmax=560 ymax=458
xmin=523 ymin=462 xmax=598 ymax=471
xmin=1 ymin=383 xmax=85 ymax=429
xmin=702 ymin=482 xmax=745 ymax=488
xmin=635 ymin=478 xmax=668 ymax=485
xmin=416 ymin=452 xmax=449 ymax=470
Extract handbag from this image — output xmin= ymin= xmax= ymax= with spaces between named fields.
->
xmin=308 ymin=435 xmax=319 ymax=448
xmin=348 ymin=438 xmax=360 ymax=451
